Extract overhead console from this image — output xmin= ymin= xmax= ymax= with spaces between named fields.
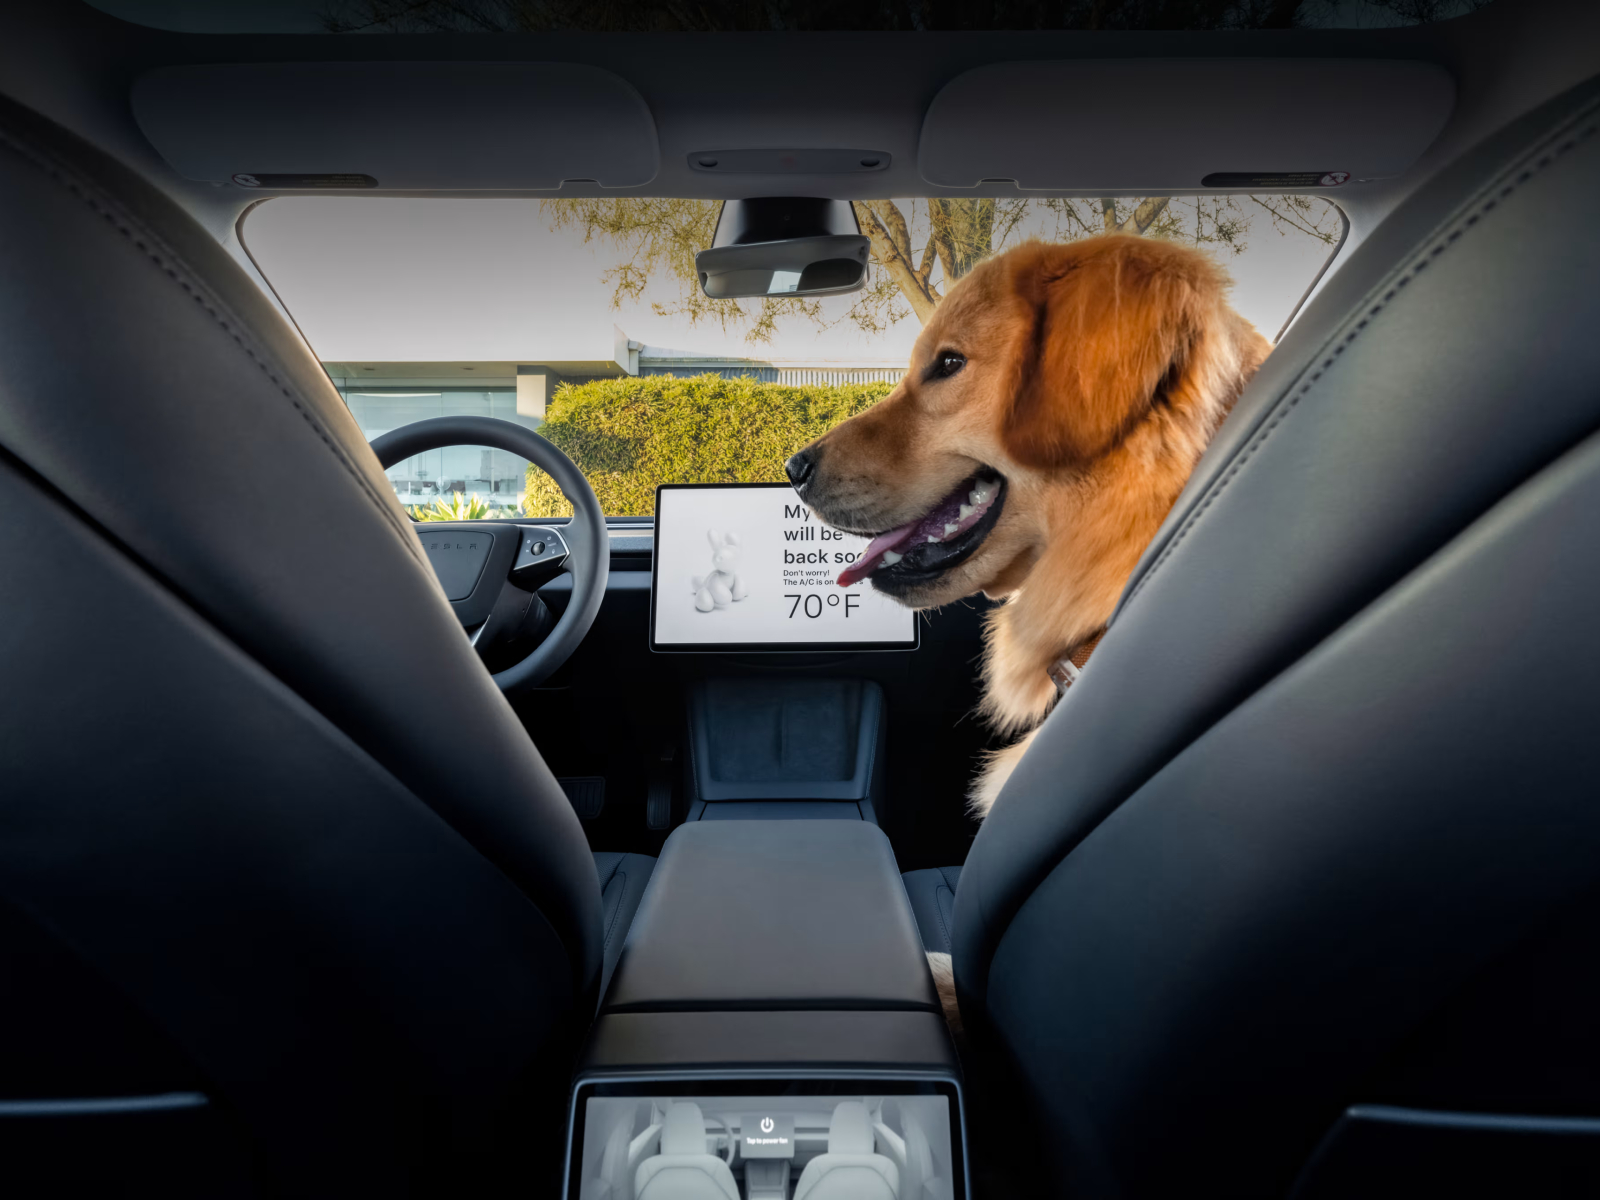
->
xmin=566 ymin=820 xmax=966 ymax=1200
xmin=918 ymin=58 xmax=1454 ymax=191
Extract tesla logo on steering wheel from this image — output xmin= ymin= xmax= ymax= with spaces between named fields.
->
xmin=760 ymin=1117 xmax=774 ymax=1134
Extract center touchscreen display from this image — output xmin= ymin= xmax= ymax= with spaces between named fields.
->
xmin=567 ymin=1086 xmax=962 ymax=1200
xmin=651 ymin=483 xmax=919 ymax=652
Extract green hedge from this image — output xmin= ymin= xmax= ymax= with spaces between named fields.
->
xmin=524 ymin=374 xmax=895 ymax=517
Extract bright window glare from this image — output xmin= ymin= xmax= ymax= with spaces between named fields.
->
xmin=245 ymin=196 xmax=1342 ymax=364
xmin=243 ymin=195 xmax=1344 ymax=517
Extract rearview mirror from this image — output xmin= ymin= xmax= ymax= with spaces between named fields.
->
xmin=695 ymin=198 xmax=870 ymax=299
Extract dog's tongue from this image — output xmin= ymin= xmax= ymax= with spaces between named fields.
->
xmin=837 ymin=520 xmax=920 ymax=587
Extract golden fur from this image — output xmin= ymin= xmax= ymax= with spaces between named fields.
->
xmin=926 ymin=951 xmax=962 ymax=1042
xmin=797 ymin=236 xmax=1270 ymax=816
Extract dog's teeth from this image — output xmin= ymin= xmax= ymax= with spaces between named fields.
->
xmin=928 ymin=535 xmax=940 ymax=543
xmin=881 ymin=550 xmax=902 ymax=565
xmin=944 ymin=522 xmax=959 ymax=536
xmin=958 ymin=504 xmax=974 ymax=520
xmin=969 ymin=485 xmax=991 ymax=506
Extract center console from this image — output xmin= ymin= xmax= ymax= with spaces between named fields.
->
xmin=651 ymin=482 xmax=900 ymax=826
xmin=682 ymin=677 xmax=887 ymax=823
xmin=569 ymin=485 xmax=966 ymax=1199
xmin=564 ymin=820 xmax=967 ymax=1200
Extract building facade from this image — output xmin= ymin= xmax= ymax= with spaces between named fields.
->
xmin=327 ymin=333 xmax=907 ymax=514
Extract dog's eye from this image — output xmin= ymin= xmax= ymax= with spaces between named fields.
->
xmin=928 ymin=350 xmax=967 ymax=380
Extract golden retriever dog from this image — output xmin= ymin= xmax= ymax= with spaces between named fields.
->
xmin=788 ymin=235 xmax=1271 ymax=819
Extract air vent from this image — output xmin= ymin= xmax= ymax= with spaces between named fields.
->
xmin=689 ymin=149 xmax=890 ymax=175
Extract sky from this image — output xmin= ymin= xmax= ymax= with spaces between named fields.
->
xmin=245 ymin=196 xmax=1343 ymax=367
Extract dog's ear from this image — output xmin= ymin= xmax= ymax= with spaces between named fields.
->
xmin=1002 ymin=239 xmax=1208 ymax=470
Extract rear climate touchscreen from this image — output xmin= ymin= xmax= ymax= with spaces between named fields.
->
xmin=651 ymin=483 xmax=919 ymax=652
xmin=568 ymin=1084 xmax=962 ymax=1200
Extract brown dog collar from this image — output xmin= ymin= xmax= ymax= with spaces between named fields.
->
xmin=1048 ymin=628 xmax=1106 ymax=702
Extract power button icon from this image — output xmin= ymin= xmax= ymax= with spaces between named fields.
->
xmin=760 ymin=1117 xmax=775 ymax=1134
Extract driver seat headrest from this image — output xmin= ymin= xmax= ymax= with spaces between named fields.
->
xmin=661 ymin=1101 xmax=710 ymax=1156
xmin=827 ymin=1101 xmax=876 ymax=1155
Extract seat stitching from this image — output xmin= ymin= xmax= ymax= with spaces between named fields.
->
xmin=0 ymin=124 xmax=425 ymax=560
xmin=602 ymin=868 xmax=628 ymax=950
xmin=858 ymin=683 xmax=879 ymax=804
xmin=1121 ymin=106 xmax=1600 ymax=615
xmin=934 ymin=885 xmax=955 ymax=954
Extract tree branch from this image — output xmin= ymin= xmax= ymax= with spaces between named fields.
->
xmin=926 ymin=199 xmax=958 ymax=289
xmin=1248 ymin=195 xmax=1338 ymax=243
xmin=917 ymin=235 xmax=938 ymax=285
xmin=1115 ymin=196 xmax=1172 ymax=235
xmin=862 ymin=199 xmax=917 ymax=263
xmin=853 ymin=201 xmax=941 ymax=324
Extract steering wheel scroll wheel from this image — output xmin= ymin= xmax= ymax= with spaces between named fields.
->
xmin=370 ymin=415 xmax=608 ymax=691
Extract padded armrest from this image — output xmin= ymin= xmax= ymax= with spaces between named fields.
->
xmin=603 ymin=820 xmax=939 ymax=1014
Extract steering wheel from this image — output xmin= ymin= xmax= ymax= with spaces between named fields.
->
xmin=370 ymin=415 xmax=608 ymax=691
xmin=708 ymin=1116 xmax=736 ymax=1166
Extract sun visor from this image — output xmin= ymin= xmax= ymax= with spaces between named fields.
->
xmin=918 ymin=59 xmax=1454 ymax=191
xmin=132 ymin=62 xmax=659 ymax=190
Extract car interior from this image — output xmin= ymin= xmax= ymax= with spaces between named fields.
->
xmin=2 ymin=0 xmax=1599 ymax=1196
xmin=575 ymin=1093 xmax=954 ymax=1200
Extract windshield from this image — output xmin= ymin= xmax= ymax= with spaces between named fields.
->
xmin=245 ymin=194 xmax=1344 ymax=518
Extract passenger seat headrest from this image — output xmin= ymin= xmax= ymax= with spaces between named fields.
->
xmin=827 ymin=1101 xmax=875 ymax=1156
xmin=661 ymin=1102 xmax=709 ymax=1156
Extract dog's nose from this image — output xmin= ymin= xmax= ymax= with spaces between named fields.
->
xmin=785 ymin=447 xmax=817 ymax=489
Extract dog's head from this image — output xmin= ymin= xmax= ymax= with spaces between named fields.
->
xmin=788 ymin=235 xmax=1263 ymax=609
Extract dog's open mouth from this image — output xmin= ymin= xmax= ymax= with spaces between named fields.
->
xmin=837 ymin=472 xmax=1007 ymax=588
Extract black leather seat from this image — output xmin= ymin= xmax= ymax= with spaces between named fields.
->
xmin=0 ymin=91 xmax=649 ymax=1195
xmin=595 ymin=851 xmax=657 ymax=999
xmin=918 ymin=73 xmax=1600 ymax=1197
xmin=901 ymin=866 xmax=961 ymax=956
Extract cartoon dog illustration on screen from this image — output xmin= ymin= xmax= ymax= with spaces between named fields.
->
xmin=692 ymin=529 xmax=748 ymax=612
